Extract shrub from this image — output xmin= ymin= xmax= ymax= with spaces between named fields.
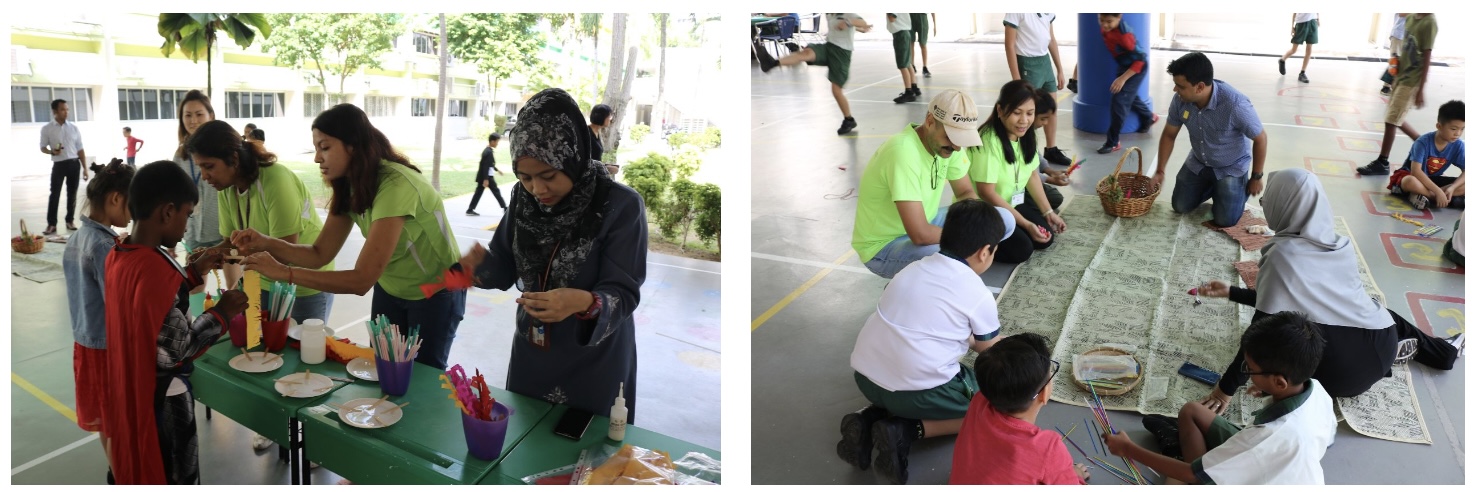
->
xmin=494 ymin=115 xmax=509 ymax=134
xmin=624 ymin=152 xmax=674 ymax=212
xmin=630 ymin=124 xmax=651 ymax=143
xmin=701 ymin=126 xmax=721 ymax=149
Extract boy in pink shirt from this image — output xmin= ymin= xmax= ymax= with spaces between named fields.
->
xmin=950 ymin=333 xmax=1089 ymax=484
xmin=123 ymin=127 xmax=144 ymax=165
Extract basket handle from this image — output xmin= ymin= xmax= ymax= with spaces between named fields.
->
xmin=1111 ymin=147 xmax=1146 ymax=177
xmin=19 ymin=219 xmax=30 ymax=239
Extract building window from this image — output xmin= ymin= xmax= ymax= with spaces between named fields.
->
xmin=303 ymin=93 xmax=346 ymax=117
xmin=12 ymin=86 xmax=93 ymax=123
xmin=413 ymin=33 xmax=437 ymax=55
xmin=118 ymin=88 xmax=189 ymax=121
xmin=448 ymin=99 xmax=468 ymax=117
xmin=365 ymin=96 xmax=396 ymax=117
xmin=411 ymin=98 xmax=435 ymax=117
xmin=225 ymin=91 xmax=284 ymax=119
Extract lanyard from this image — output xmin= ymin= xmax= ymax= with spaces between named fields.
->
xmin=539 ymin=241 xmax=562 ymax=292
xmin=235 ymin=186 xmax=252 ymax=230
xmin=188 ymin=156 xmax=200 ymax=187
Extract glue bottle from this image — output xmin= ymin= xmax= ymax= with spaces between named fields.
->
xmin=299 ymin=319 xmax=327 ymax=364
xmin=608 ymin=382 xmax=628 ymax=441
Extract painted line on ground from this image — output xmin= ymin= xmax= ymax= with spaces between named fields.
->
xmin=12 ymin=372 xmax=76 ymax=424
xmin=1416 ymin=364 xmax=1465 ymax=470
xmin=11 ymin=433 xmax=99 ymax=477
xmin=752 ymin=250 xmax=855 ymax=331
xmin=752 ymin=251 xmax=1004 ymax=297
xmin=753 ymin=53 xmax=967 ymax=131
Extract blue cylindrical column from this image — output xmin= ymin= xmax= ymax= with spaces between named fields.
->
xmin=1074 ymin=13 xmax=1153 ymax=134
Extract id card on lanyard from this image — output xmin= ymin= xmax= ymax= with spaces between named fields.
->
xmin=1010 ymin=191 xmax=1025 ymax=207
xmin=528 ymin=241 xmax=562 ymax=351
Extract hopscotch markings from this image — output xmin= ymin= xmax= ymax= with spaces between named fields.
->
xmin=1361 ymin=191 xmax=1433 ymax=219
xmin=1295 ymin=115 xmax=1340 ymax=129
xmin=1406 ymin=292 xmax=1465 ymax=337
xmin=1304 ymin=157 xmax=1359 ymax=179
xmin=1379 ymin=233 xmax=1465 ymax=274
xmin=1337 ymin=136 xmax=1382 ymax=153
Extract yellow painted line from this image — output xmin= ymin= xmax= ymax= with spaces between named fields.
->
xmin=752 ymin=250 xmax=856 ymax=331
xmin=482 ymin=223 xmax=499 ymax=231
xmin=1056 ymin=92 xmax=1071 ymax=103
xmin=12 ymin=372 xmax=77 ymax=424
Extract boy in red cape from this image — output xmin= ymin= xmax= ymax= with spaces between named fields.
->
xmin=102 ymin=160 xmax=247 ymax=484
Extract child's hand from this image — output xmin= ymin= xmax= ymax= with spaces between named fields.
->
xmin=1110 ymin=77 xmax=1127 ymax=94
xmin=1197 ymin=280 xmax=1231 ymax=298
xmin=1102 ymin=430 xmax=1133 ymax=457
xmin=1074 ymin=462 xmax=1091 ymax=481
xmin=189 ymin=248 xmax=225 ymax=278
xmin=1045 ymin=170 xmax=1070 ymax=186
xmin=1434 ymin=190 xmax=1452 ymax=208
xmin=214 ymin=290 xmax=248 ymax=319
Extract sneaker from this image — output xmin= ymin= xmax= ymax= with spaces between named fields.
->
xmin=1410 ymin=194 xmax=1429 ymax=210
xmin=1097 ymin=142 xmax=1121 ymax=154
xmin=1381 ymin=86 xmax=1392 ymax=96
xmin=252 ymin=433 xmax=273 ymax=451
xmin=837 ymin=117 xmax=857 ymax=135
xmin=784 ymin=42 xmax=801 ymax=53
xmin=1279 ymin=59 xmax=1286 ymax=75
xmin=1445 ymin=333 xmax=1465 ymax=357
xmin=1141 ymin=415 xmax=1183 ymax=460
xmin=1394 ymin=338 xmax=1419 ymax=365
xmin=910 ymin=85 xmax=921 ymax=96
xmin=44 ymin=225 xmax=57 ymax=236
xmin=1043 ymin=146 xmax=1073 ymax=166
xmin=1068 ymin=78 xmax=1079 ymax=94
xmin=893 ymin=91 xmax=916 ymax=104
xmin=1391 ymin=184 xmax=1404 ymax=195
xmin=871 ymin=417 xmax=919 ymax=485
xmin=1356 ymin=158 xmax=1390 ymax=176
xmin=755 ymin=47 xmax=779 ymax=73
xmin=922 ymin=66 xmax=932 ymax=78
xmin=1298 ymin=72 xmax=1310 ymax=83
xmin=1137 ymin=113 xmax=1160 ymax=133
xmin=836 ymin=405 xmax=888 ymax=470
xmin=465 ymin=210 xmax=480 ymax=216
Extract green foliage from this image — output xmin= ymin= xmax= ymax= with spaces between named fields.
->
xmin=656 ymin=179 xmax=721 ymax=251
xmin=693 ymin=183 xmax=721 ymax=250
xmin=702 ymin=126 xmax=721 ymax=148
xmin=468 ymin=117 xmax=498 ymax=143
xmin=624 ymin=152 xmax=674 ymax=212
xmin=666 ymin=131 xmax=687 ymax=150
xmin=443 ymin=14 xmax=549 ymax=86
xmin=673 ymin=148 xmax=702 ymax=181
xmin=260 ymin=14 xmax=400 ymax=99
xmin=493 ymin=115 xmax=509 ymax=134
xmin=157 ymin=14 xmax=272 ymax=95
xmin=630 ymin=124 xmax=650 ymax=143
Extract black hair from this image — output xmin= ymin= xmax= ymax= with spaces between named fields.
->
xmin=85 ymin=159 xmax=135 ymax=215
xmin=939 ymin=199 xmax=1006 ymax=259
xmin=1167 ymin=52 xmax=1214 ymax=87
xmin=128 ymin=160 xmax=199 ymax=220
xmin=488 ymin=132 xmax=502 ymax=142
xmin=123 ymin=126 xmax=132 ymax=132
xmin=979 ymin=79 xmax=1039 ymax=165
xmin=312 ymin=103 xmax=418 ymax=215
xmin=244 ymin=123 xmax=257 ymax=130
xmin=185 ymin=120 xmax=278 ymax=186
xmin=1033 ymin=88 xmax=1057 ymax=115
xmin=51 ymin=99 xmax=67 ymax=111
xmin=974 ymin=333 xmax=1054 ymax=414
xmin=589 ymin=104 xmax=613 ymax=126
xmin=1438 ymin=100 xmax=1464 ymax=124
xmin=1240 ymin=311 xmax=1325 ymax=386
xmin=1100 ymin=13 xmax=1122 ymax=17
xmin=251 ymin=128 xmax=265 ymax=141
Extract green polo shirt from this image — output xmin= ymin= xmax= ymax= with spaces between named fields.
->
xmin=218 ymin=163 xmax=332 ymax=297
xmin=351 ymin=160 xmax=461 ymax=300
xmin=967 ymin=125 xmax=1038 ymax=204
xmin=852 ymin=124 xmax=971 ymax=263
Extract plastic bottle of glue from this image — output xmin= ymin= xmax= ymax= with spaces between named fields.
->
xmin=608 ymin=382 xmax=628 ymax=441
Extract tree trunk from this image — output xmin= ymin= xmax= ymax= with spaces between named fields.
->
xmin=600 ymin=14 xmax=628 ymax=152
xmin=606 ymin=46 xmax=637 ymax=155
xmin=206 ymin=31 xmax=215 ymax=99
xmin=656 ymin=14 xmax=667 ymax=128
xmin=431 ymin=13 xmax=448 ymax=191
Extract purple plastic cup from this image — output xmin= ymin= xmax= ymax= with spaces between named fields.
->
xmin=374 ymin=356 xmax=413 ymax=396
xmin=462 ymin=402 xmax=514 ymax=460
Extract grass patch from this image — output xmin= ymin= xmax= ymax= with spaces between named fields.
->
xmin=274 ymin=143 xmax=518 ymax=209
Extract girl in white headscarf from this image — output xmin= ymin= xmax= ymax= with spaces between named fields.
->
xmin=1196 ymin=169 xmax=1459 ymax=409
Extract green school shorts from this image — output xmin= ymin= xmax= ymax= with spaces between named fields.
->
xmin=854 ymin=364 xmax=978 ymax=421
xmin=1017 ymin=54 xmax=1057 ymax=93
xmin=1291 ymin=20 xmax=1319 ymax=45
xmin=892 ymin=31 xmax=914 ymax=69
xmin=807 ymin=42 xmax=853 ymax=86
xmin=1203 ymin=415 xmax=1243 ymax=451
xmin=911 ymin=14 xmax=929 ymax=45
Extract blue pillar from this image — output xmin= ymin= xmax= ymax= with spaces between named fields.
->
xmin=1074 ymin=13 xmax=1153 ymax=134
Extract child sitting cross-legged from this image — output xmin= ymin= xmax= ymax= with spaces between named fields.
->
xmin=1103 ymin=311 xmax=1337 ymax=485
xmin=1390 ymin=100 xmax=1464 ymax=210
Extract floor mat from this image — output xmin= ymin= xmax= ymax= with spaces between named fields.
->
xmin=12 ymin=245 xmax=66 ymax=283
xmin=969 ymin=197 xmax=1428 ymax=444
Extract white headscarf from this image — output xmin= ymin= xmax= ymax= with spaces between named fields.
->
xmin=1255 ymin=169 xmax=1393 ymax=329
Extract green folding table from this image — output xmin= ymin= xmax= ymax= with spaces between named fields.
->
xmin=482 ymin=405 xmax=721 ymax=484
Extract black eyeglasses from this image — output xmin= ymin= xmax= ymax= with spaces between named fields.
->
xmin=1033 ymin=359 xmax=1061 ymax=399
xmin=1241 ymin=360 xmax=1277 ymax=377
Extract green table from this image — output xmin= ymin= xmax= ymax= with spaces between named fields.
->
xmin=296 ymin=362 xmax=553 ymax=484
xmin=482 ymin=405 xmax=721 ymax=484
xmin=192 ymin=340 xmax=356 ymax=484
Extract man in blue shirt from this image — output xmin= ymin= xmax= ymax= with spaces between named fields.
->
xmin=1152 ymin=52 xmax=1268 ymax=227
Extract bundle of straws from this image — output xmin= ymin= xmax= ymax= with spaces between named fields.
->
xmin=265 ymin=281 xmax=298 ymax=322
xmin=1053 ymin=384 xmax=1153 ymax=485
xmin=367 ymin=315 xmax=422 ymax=363
xmin=1414 ymin=224 xmax=1444 ymax=237
xmin=440 ymin=364 xmax=502 ymax=421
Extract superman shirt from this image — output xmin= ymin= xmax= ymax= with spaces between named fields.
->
xmin=1402 ymin=132 xmax=1465 ymax=177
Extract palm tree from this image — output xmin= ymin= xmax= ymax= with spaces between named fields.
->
xmin=158 ymin=14 xmax=272 ymax=98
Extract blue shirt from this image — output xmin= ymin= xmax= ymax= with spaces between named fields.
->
xmin=62 ymin=216 xmax=119 ymax=349
xmin=1167 ymin=80 xmax=1264 ymax=180
xmin=1401 ymin=132 xmax=1465 ymax=176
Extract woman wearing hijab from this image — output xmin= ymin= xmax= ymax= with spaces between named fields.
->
xmin=1196 ymin=168 xmax=1460 ymax=409
xmin=459 ymin=88 xmax=648 ymax=421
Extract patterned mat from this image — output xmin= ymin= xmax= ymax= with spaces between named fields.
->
xmin=965 ymin=196 xmax=1429 ymax=444
xmin=12 ymin=245 xmax=66 ymax=283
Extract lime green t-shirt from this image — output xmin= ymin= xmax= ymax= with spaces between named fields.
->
xmin=967 ymin=125 xmax=1038 ymax=205
xmin=217 ymin=163 xmax=333 ymax=297
xmin=350 ymin=161 xmax=461 ymax=300
xmin=852 ymin=124 xmax=971 ymax=263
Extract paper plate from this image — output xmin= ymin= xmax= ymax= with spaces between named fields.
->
xmin=288 ymin=323 xmax=302 ymax=340
xmin=229 ymin=353 xmax=285 ymax=373
xmin=275 ymin=372 xmax=334 ymax=398
xmin=347 ymin=358 xmax=379 ymax=381
xmin=337 ymin=398 xmax=405 ymax=429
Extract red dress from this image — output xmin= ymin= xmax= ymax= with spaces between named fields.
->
xmin=72 ymin=343 xmax=108 ymax=431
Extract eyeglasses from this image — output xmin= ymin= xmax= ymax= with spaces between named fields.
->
xmin=1240 ymin=360 xmax=1276 ymax=377
xmin=1033 ymin=359 xmax=1061 ymax=399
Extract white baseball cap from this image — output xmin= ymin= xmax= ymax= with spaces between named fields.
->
xmin=928 ymin=90 xmax=983 ymax=149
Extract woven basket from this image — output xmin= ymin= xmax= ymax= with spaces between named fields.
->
xmin=11 ymin=219 xmax=44 ymax=254
xmin=1095 ymin=147 xmax=1159 ymax=218
xmin=1071 ymin=347 xmax=1142 ymax=396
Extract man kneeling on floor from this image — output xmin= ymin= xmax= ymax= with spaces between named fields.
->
xmin=842 ymin=199 xmax=1006 ymax=484
xmin=1104 ymin=311 xmax=1337 ymax=485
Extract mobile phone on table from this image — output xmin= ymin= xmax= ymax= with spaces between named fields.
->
xmin=1178 ymin=361 xmax=1221 ymax=386
xmin=553 ymin=407 xmax=594 ymax=440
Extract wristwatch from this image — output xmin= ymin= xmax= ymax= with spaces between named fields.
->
xmin=1250 ymin=172 xmax=1264 ymax=181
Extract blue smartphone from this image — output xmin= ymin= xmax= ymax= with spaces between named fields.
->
xmin=1178 ymin=361 xmax=1221 ymax=386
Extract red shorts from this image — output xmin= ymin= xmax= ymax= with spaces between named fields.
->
xmin=1389 ymin=169 xmax=1457 ymax=192
xmin=73 ymin=343 xmax=108 ymax=432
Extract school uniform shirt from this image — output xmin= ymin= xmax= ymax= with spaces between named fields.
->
xmin=350 ymin=160 xmax=460 ymax=300
xmin=967 ymin=125 xmax=1040 ymax=207
xmin=850 ymin=253 xmax=1000 ymax=392
xmin=825 ymin=14 xmax=864 ymax=51
xmin=1166 ymin=80 xmax=1264 ymax=179
xmin=1191 ymin=380 xmax=1337 ymax=485
xmin=1395 ymin=14 xmax=1437 ymax=88
xmin=1400 ymin=132 xmax=1464 ymax=176
xmin=39 ymin=119 xmax=84 ymax=162
xmin=1453 ymin=213 xmax=1465 ymax=256
xmin=886 ymin=13 xmax=911 ymax=34
xmin=852 ymin=124 xmax=971 ymax=263
xmin=1294 ymin=13 xmax=1318 ymax=24
xmin=950 ymin=395 xmax=1083 ymax=484
xmin=217 ymin=163 xmax=334 ymax=297
xmin=1003 ymin=13 xmax=1056 ymax=57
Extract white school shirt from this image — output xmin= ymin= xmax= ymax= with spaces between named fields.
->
xmin=1003 ymin=13 xmax=1056 ymax=57
xmin=887 ymin=13 xmax=912 ymax=34
xmin=1294 ymin=13 xmax=1319 ymax=24
xmin=39 ymin=120 xmax=84 ymax=162
xmin=1191 ymin=380 xmax=1337 ymax=485
xmin=825 ymin=14 xmax=864 ymax=51
xmin=851 ymin=254 xmax=1001 ymax=392
xmin=1453 ymin=212 xmax=1464 ymax=256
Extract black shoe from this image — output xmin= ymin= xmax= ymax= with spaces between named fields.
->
xmin=755 ymin=46 xmax=779 ymax=73
xmin=893 ymin=91 xmax=917 ymax=104
xmin=836 ymin=406 xmax=889 ymax=470
xmin=465 ymin=210 xmax=480 ymax=216
xmin=1097 ymin=142 xmax=1121 ymax=154
xmin=1299 ymin=72 xmax=1310 ymax=83
xmin=1141 ymin=415 xmax=1183 ymax=460
xmin=1068 ymin=78 xmax=1079 ymax=94
xmin=871 ymin=417 xmax=918 ymax=484
xmin=1451 ymin=196 xmax=1465 ymax=209
xmin=1357 ymin=158 xmax=1391 ymax=176
xmin=1043 ymin=146 xmax=1072 ymax=166
xmin=838 ymin=117 xmax=857 ymax=135
xmin=43 ymin=225 xmax=57 ymax=236
xmin=784 ymin=42 xmax=801 ymax=53
xmin=1381 ymin=86 xmax=1392 ymax=95
xmin=922 ymin=66 xmax=932 ymax=78
xmin=910 ymin=84 xmax=921 ymax=96
xmin=1279 ymin=59 xmax=1286 ymax=75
